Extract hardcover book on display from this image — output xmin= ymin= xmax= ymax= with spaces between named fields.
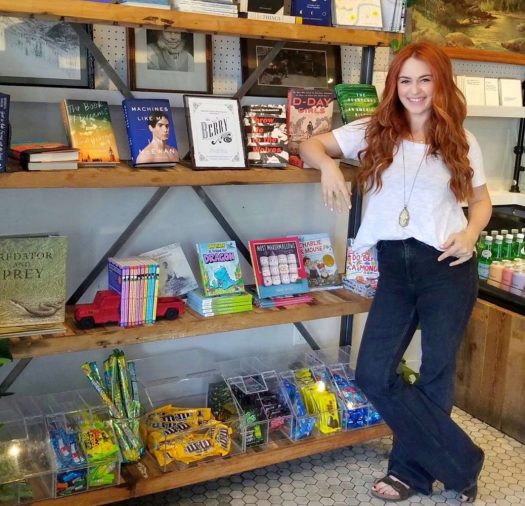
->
xmin=139 ymin=242 xmax=198 ymax=297
xmin=342 ymin=238 xmax=379 ymax=298
xmin=0 ymin=92 xmax=10 ymax=173
xmin=61 ymin=99 xmax=120 ymax=167
xmin=248 ymin=236 xmax=308 ymax=298
xmin=122 ymin=98 xmax=179 ymax=168
xmin=332 ymin=0 xmax=383 ymax=29
xmin=0 ymin=235 xmax=67 ymax=331
xmin=298 ymin=233 xmax=342 ymax=290
xmin=335 ymin=84 xmax=379 ymax=124
xmin=196 ymin=241 xmax=245 ymax=297
xmin=291 ymin=0 xmax=331 ymax=26
xmin=243 ymin=104 xmax=288 ymax=168
xmin=287 ymin=88 xmax=334 ymax=168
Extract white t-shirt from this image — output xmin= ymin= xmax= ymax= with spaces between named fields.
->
xmin=332 ymin=118 xmax=486 ymax=253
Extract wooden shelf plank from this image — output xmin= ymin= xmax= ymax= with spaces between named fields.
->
xmin=8 ymin=289 xmax=372 ymax=359
xmin=0 ymin=0 xmax=399 ymax=47
xmin=34 ymin=424 xmax=391 ymax=506
xmin=0 ymin=162 xmax=358 ymax=189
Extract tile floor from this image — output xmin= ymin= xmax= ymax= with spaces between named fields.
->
xmin=117 ymin=408 xmax=525 ymax=506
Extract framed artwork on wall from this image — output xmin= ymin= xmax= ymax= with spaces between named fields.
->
xmin=241 ymin=39 xmax=341 ymax=97
xmin=128 ymin=28 xmax=212 ymax=93
xmin=183 ymin=95 xmax=247 ymax=169
xmin=0 ymin=17 xmax=93 ymax=88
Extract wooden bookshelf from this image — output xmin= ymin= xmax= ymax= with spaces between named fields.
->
xmin=0 ymin=162 xmax=358 ymax=189
xmin=8 ymin=289 xmax=372 ymax=359
xmin=0 ymin=0 xmax=399 ymax=47
xmin=35 ymin=424 xmax=391 ymax=506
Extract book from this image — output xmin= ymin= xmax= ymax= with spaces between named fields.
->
xmin=122 ymin=98 xmax=179 ymax=168
xmin=196 ymin=241 xmax=245 ymax=297
xmin=187 ymin=289 xmax=253 ymax=308
xmin=463 ymin=77 xmax=486 ymax=106
xmin=499 ymin=78 xmax=523 ymax=107
xmin=245 ymin=285 xmax=313 ymax=308
xmin=9 ymin=142 xmax=79 ymax=163
xmin=291 ymin=0 xmax=331 ymax=26
xmin=25 ymin=160 xmax=79 ymax=171
xmin=61 ymin=99 xmax=120 ymax=167
xmin=484 ymin=78 xmax=500 ymax=106
xmin=332 ymin=0 xmax=383 ymax=29
xmin=335 ymin=83 xmax=379 ymax=124
xmin=298 ymin=233 xmax=342 ymax=291
xmin=0 ymin=92 xmax=10 ymax=173
xmin=342 ymin=238 xmax=379 ymax=298
xmin=248 ymin=236 xmax=308 ymax=298
xmin=0 ymin=234 xmax=67 ymax=330
xmin=243 ymin=104 xmax=289 ymax=168
xmin=187 ymin=302 xmax=253 ymax=317
xmin=245 ymin=0 xmax=286 ymax=14
xmin=119 ymin=0 xmax=170 ymax=7
xmin=287 ymin=88 xmax=334 ymax=168
xmin=139 ymin=242 xmax=198 ymax=297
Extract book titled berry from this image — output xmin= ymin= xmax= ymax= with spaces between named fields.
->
xmin=298 ymin=233 xmax=342 ymax=291
xmin=196 ymin=241 xmax=245 ymax=297
xmin=61 ymin=99 xmax=120 ymax=167
xmin=122 ymin=98 xmax=179 ymax=168
xmin=248 ymin=236 xmax=308 ymax=298
xmin=287 ymin=88 xmax=334 ymax=168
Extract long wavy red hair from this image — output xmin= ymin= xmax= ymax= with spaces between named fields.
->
xmin=356 ymin=42 xmax=473 ymax=202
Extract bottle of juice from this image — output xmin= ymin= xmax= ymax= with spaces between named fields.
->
xmin=502 ymin=234 xmax=514 ymax=260
xmin=514 ymin=233 xmax=524 ymax=259
xmin=492 ymin=235 xmax=503 ymax=262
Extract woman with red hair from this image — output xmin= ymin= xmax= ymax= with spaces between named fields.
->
xmin=300 ymin=42 xmax=491 ymax=503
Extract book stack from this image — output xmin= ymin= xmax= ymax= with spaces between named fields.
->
xmin=335 ymin=84 xmax=379 ymax=124
xmin=107 ymin=257 xmax=160 ymax=327
xmin=119 ymin=0 xmax=170 ymax=8
xmin=186 ymin=289 xmax=253 ymax=317
xmin=342 ymin=238 xmax=379 ymax=298
xmin=245 ymin=285 xmax=313 ymax=308
xmin=8 ymin=142 xmax=79 ymax=171
xmin=172 ymin=0 xmax=239 ymax=16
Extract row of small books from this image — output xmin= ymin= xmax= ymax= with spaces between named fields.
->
xmin=108 ymin=257 xmax=160 ymax=327
xmin=455 ymin=76 xmax=523 ymax=107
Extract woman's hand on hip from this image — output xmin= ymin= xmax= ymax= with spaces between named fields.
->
xmin=438 ymin=229 xmax=477 ymax=266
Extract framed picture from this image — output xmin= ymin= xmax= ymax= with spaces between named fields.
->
xmin=412 ymin=4 xmax=525 ymax=65
xmin=241 ymin=39 xmax=341 ymax=97
xmin=128 ymin=29 xmax=212 ymax=93
xmin=184 ymin=95 xmax=247 ymax=169
xmin=0 ymin=17 xmax=93 ymax=88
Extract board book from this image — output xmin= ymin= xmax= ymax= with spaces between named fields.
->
xmin=0 ymin=234 xmax=67 ymax=330
xmin=248 ymin=236 xmax=308 ymax=298
xmin=196 ymin=241 xmax=245 ymax=297
xmin=298 ymin=233 xmax=342 ymax=290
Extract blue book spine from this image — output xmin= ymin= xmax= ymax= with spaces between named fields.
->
xmin=121 ymin=98 xmax=178 ymax=166
xmin=108 ymin=259 xmax=124 ymax=294
xmin=292 ymin=0 xmax=331 ymax=26
xmin=0 ymin=93 xmax=10 ymax=173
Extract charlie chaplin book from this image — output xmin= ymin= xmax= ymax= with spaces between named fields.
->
xmin=122 ymin=98 xmax=179 ymax=167
xmin=61 ymin=99 xmax=119 ymax=166
xmin=0 ymin=235 xmax=67 ymax=330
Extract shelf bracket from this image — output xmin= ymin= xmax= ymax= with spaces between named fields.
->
xmin=0 ymin=358 xmax=32 ymax=396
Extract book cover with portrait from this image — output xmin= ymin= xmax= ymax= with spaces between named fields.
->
xmin=122 ymin=98 xmax=179 ymax=167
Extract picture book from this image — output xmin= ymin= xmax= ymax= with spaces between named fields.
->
xmin=61 ymin=99 xmax=120 ymax=167
xmin=243 ymin=104 xmax=289 ymax=168
xmin=343 ymin=238 xmax=379 ymax=298
xmin=9 ymin=142 xmax=79 ymax=163
xmin=332 ymin=0 xmax=383 ymax=29
xmin=292 ymin=0 xmax=331 ymax=26
xmin=298 ymin=233 xmax=342 ymax=290
xmin=140 ymin=242 xmax=198 ymax=297
xmin=0 ymin=92 xmax=10 ymax=173
xmin=122 ymin=98 xmax=179 ymax=167
xmin=286 ymin=88 xmax=334 ymax=168
xmin=0 ymin=234 xmax=67 ymax=330
xmin=248 ymin=236 xmax=308 ymax=298
xmin=196 ymin=241 xmax=245 ymax=297
xmin=335 ymin=84 xmax=379 ymax=124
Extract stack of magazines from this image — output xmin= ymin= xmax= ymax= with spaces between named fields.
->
xmin=186 ymin=289 xmax=253 ymax=317
xmin=245 ymin=285 xmax=313 ymax=309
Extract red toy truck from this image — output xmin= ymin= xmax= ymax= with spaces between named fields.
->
xmin=74 ymin=290 xmax=185 ymax=329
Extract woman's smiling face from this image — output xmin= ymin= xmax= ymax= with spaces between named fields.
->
xmin=397 ymin=56 xmax=434 ymax=121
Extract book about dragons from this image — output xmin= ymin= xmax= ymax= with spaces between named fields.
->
xmin=298 ymin=233 xmax=342 ymax=291
xmin=61 ymin=99 xmax=120 ymax=167
xmin=140 ymin=242 xmax=198 ymax=297
xmin=122 ymin=98 xmax=179 ymax=168
xmin=243 ymin=104 xmax=289 ymax=168
xmin=287 ymin=88 xmax=334 ymax=168
xmin=196 ymin=241 xmax=245 ymax=297
xmin=248 ymin=236 xmax=308 ymax=298
xmin=0 ymin=235 xmax=67 ymax=330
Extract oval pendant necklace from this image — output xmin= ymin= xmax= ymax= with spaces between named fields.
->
xmin=399 ymin=141 xmax=426 ymax=228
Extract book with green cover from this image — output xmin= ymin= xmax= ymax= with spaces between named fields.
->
xmin=0 ymin=235 xmax=67 ymax=330
xmin=335 ymin=84 xmax=379 ymax=124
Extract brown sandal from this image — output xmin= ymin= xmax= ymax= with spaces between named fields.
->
xmin=371 ymin=475 xmax=416 ymax=502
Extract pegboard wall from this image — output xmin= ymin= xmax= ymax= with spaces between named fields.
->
xmin=92 ymin=25 xmax=524 ymax=95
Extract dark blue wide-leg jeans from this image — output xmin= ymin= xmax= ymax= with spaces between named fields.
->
xmin=355 ymin=238 xmax=484 ymax=495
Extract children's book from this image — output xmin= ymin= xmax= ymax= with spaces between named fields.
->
xmin=196 ymin=241 xmax=245 ymax=297
xmin=298 ymin=233 xmax=342 ymax=290
xmin=342 ymin=238 xmax=379 ymax=298
xmin=61 ymin=99 xmax=120 ymax=167
xmin=332 ymin=0 xmax=383 ymax=29
xmin=248 ymin=236 xmax=308 ymax=298
xmin=0 ymin=92 xmax=10 ymax=173
xmin=286 ymin=88 xmax=334 ymax=168
xmin=122 ymin=98 xmax=179 ymax=167
xmin=292 ymin=0 xmax=331 ymax=26
xmin=0 ymin=234 xmax=67 ymax=330
xmin=187 ymin=289 xmax=252 ymax=308
xmin=139 ymin=242 xmax=198 ymax=297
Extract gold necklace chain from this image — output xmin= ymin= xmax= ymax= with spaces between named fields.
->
xmin=399 ymin=141 xmax=427 ymax=228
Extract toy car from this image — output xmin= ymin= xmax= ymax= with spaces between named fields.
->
xmin=74 ymin=289 xmax=185 ymax=329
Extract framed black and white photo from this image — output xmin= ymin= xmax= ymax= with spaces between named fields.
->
xmin=242 ymin=39 xmax=341 ymax=97
xmin=128 ymin=29 xmax=212 ymax=93
xmin=0 ymin=17 xmax=93 ymax=88
xmin=184 ymin=95 xmax=247 ymax=170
